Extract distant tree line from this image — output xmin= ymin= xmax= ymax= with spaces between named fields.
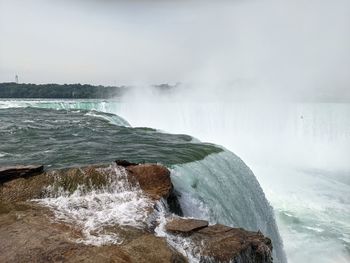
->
xmin=0 ymin=83 xmax=126 ymax=99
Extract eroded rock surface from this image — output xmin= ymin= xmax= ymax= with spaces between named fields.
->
xmin=165 ymin=218 xmax=273 ymax=263
xmin=127 ymin=164 xmax=172 ymax=200
xmin=0 ymin=162 xmax=273 ymax=263
xmin=0 ymin=203 xmax=186 ymax=263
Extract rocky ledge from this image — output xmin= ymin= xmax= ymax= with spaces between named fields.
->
xmin=0 ymin=161 xmax=273 ymax=263
xmin=165 ymin=218 xmax=272 ymax=263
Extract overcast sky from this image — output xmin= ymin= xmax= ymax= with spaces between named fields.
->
xmin=0 ymin=0 xmax=349 ymax=99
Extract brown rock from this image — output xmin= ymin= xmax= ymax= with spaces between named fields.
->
xmin=0 ymin=165 xmax=44 ymax=183
xmin=0 ymin=162 xmax=272 ymax=263
xmin=0 ymin=163 xmax=175 ymax=204
xmin=164 ymin=218 xmax=272 ymax=263
xmin=121 ymin=234 xmax=187 ymax=263
xmin=0 ymin=162 xmax=187 ymax=262
xmin=0 ymin=202 xmax=187 ymax=263
xmin=166 ymin=218 xmax=209 ymax=234
xmin=191 ymin=224 xmax=272 ymax=263
xmin=127 ymin=164 xmax=172 ymax=200
xmin=0 ymin=164 xmax=126 ymax=203
xmin=0 ymin=172 xmax=51 ymax=203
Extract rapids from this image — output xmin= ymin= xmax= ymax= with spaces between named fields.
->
xmin=2 ymin=98 xmax=348 ymax=263
xmin=0 ymin=104 xmax=286 ymax=262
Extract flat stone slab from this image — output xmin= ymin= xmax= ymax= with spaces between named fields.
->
xmin=0 ymin=165 xmax=44 ymax=183
xmin=165 ymin=218 xmax=209 ymax=233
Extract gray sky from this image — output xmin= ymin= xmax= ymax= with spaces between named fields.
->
xmin=0 ymin=0 xmax=349 ymax=99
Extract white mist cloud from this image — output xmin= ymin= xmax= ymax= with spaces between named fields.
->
xmin=0 ymin=0 xmax=349 ymax=99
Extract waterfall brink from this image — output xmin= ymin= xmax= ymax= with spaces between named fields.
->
xmin=35 ymin=164 xmax=154 ymax=246
xmin=172 ymin=150 xmax=287 ymax=263
xmin=0 ymin=99 xmax=289 ymax=262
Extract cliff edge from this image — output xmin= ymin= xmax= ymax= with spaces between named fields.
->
xmin=0 ymin=162 xmax=273 ymax=263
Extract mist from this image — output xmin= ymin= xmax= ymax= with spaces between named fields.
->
xmin=1 ymin=1 xmax=350 ymax=261
xmin=1 ymin=0 xmax=350 ymax=101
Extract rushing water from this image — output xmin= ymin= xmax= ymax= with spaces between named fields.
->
xmin=0 ymin=98 xmax=350 ymax=263
xmin=0 ymin=107 xmax=221 ymax=168
xmin=0 ymin=103 xmax=286 ymax=262
xmin=114 ymin=99 xmax=350 ymax=263
xmin=116 ymin=99 xmax=350 ymax=263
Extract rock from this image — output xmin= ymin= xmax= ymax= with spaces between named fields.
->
xmin=0 ymin=165 xmax=44 ymax=183
xmin=0 ymin=162 xmax=188 ymax=263
xmin=121 ymin=164 xmax=183 ymax=216
xmin=121 ymin=234 xmax=187 ymax=263
xmin=0 ymin=203 xmax=187 ymax=263
xmin=0 ymin=162 xmax=272 ymax=263
xmin=165 ymin=219 xmax=272 ymax=263
xmin=126 ymin=164 xmax=173 ymax=200
xmin=125 ymin=164 xmax=183 ymax=215
xmin=166 ymin=218 xmax=209 ymax=234
xmin=0 ymin=163 xmax=182 ymax=215
xmin=192 ymin=225 xmax=273 ymax=263
xmin=0 ymin=165 xmax=112 ymax=203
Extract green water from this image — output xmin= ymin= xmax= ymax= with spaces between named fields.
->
xmin=0 ymin=107 xmax=222 ymax=169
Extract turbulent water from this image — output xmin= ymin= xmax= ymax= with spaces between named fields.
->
xmin=1 ymin=98 xmax=350 ymax=263
xmin=113 ymin=99 xmax=350 ymax=263
xmin=0 ymin=102 xmax=286 ymax=263
xmin=0 ymin=98 xmax=350 ymax=263
xmin=115 ymin=99 xmax=350 ymax=263
xmin=0 ymin=107 xmax=221 ymax=168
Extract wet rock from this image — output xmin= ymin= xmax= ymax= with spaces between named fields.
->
xmin=121 ymin=234 xmax=187 ymax=263
xmin=0 ymin=173 xmax=51 ymax=203
xmin=194 ymin=225 xmax=272 ymax=262
xmin=194 ymin=224 xmax=272 ymax=263
xmin=0 ymin=203 xmax=187 ymax=263
xmin=0 ymin=162 xmax=272 ymax=263
xmin=165 ymin=219 xmax=273 ymax=263
xmin=126 ymin=164 xmax=183 ymax=215
xmin=0 ymin=163 xmax=180 ymax=208
xmin=166 ymin=218 xmax=209 ymax=234
xmin=0 ymin=165 xmax=44 ymax=183
xmin=0 ymin=165 xmax=113 ymax=203
xmin=0 ymin=162 xmax=188 ymax=262
xmin=127 ymin=164 xmax=173 ymax=200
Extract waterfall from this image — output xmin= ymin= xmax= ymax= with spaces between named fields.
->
xmin=171 ymin=150 xmax=287 ymax=263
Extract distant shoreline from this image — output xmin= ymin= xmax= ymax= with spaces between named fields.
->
xmin=0 ymin=83 xmax=126 ymax=99
xmin=0 ymin=82 xmax=348 ymax=102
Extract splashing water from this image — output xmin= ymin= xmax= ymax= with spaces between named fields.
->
xmin=35 ymin=164 xmax=154 ymax=245
xmin=0 ymin=103 xmax=287 ymax=262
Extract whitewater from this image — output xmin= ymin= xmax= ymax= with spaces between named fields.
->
xmin=1 ymin=98 xmax=349 ymax=263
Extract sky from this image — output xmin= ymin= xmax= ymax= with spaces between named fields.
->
xmin=0 ymin=0 xmax=350 ymax=100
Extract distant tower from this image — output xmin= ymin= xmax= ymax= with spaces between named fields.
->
xmin=15 ymin=74 xmax=19 ymax=84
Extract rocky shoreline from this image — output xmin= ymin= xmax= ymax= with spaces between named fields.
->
xmin=0 ymin=162 xmax=273 ymax=263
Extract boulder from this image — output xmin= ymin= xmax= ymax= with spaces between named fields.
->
xmin=165 ymin=218 xmax=273 ymax=263
xmin=126 ymin=164 xmax=173 ymax=200
xmin=125 ymin=164 xmax=183 ymax=215
xmin=192 ymin=224 xmax=273 ymax=263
